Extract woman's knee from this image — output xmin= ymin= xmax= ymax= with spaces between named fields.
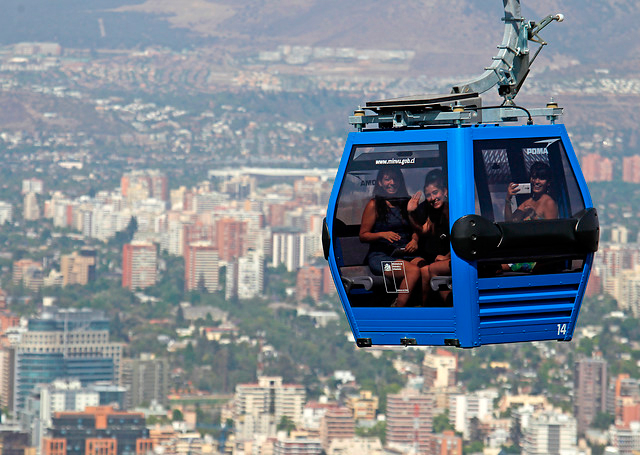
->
xmin=404 ymin=263 xmax=421 ymax=281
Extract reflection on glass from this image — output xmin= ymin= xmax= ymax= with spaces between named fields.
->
xmin=473 ymin=137 xmax=587 ymax=277
xmin=505 ymin=162 xmax=558 ymax=222
xmin=333 ymin=143 xmax=452 ymax=307
xmin=474 ymin=137 xmax=585 ymax=221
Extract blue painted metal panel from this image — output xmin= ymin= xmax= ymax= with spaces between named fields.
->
xmin=359 ymin=332 xmax=458 ymax=346
xmin=567 ymin=253 xmax=594 ymax=340
xmin=479 ymin=329 xmax=569 ymax=345
xmin=448 ymin=128 xmax=479 ymax=347
xmin=479 ymin=303 xmax=575 ymax=317
xmin=326 ymin=132 xmax=362 ymax=340
xmin=353 ymin=308 xmax=456 ymax=332
xmin=477 ymin=272 xmax=583 ymax=290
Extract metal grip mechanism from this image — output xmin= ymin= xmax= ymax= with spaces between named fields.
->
xmin=451 ymin=0 xmax=564 ymax=103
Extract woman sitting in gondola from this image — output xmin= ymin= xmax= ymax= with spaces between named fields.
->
xmin=359 ymin=168 xmax=425 ymax=307
xmin=503 ymin=161 xmax=559 ymax=273
xmin=505 ymin=161 xmax=558 ymax=221
xmin=408 ymin=169 xmax=452 ymax=306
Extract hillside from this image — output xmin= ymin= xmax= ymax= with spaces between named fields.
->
xmin=1 ymin=1 xmax=638 ymax=75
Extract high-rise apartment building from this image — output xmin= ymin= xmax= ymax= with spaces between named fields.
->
xmin=296 ymin=266 xmax=332 ymax=303
xmin=386 ymin=390 xmax=434 ymax=454
xmin=0 ymin=201 xmax=13 ymax=224
xmin=13 ymin=308 xmax=123 ymax=411
xmin=613 ymin=374 xmax=640 ymax=427
xmin=449 ymin=390 xmax=499 ymax=438
xmin=238 ymin=250 xmax=264 ymax=299
xmin=581 ymin=153 xmax=613 ymax=182
xmin=0 ymin=347 xmax=15 ymax=411
xmin=23 ymin=191 xmax=40 ymax=221
xmin=611 ymin=225 xmax=630 ymax=244
xmin=522 ymin=411 xmax=577 ymax=455
xmin=268 ymin=203 xmax=289 ymax=228
xmin=42 ymin=406 xmax=151 ymax=455
xmin=182 ymin=222 xmax=214 ymax=256
xmin=226 ymin=250 xmax=265 ymax=300
xmin=161 ymin=219 xmax=185 ymax=256
xmin=216 ymin=218 xmax=248 ymax=262
xmin=272 ymin=231 xmax=308 ymax=272
xmin=234 ymin=376 xmax=306 ymax=439
xmin=60 ymin=248 xmax=97 ymax=286
xmin=319 ymin=406 xmax=355 ymax=450
xmin=122 ymin=241 xmax=157 ymax=290
xmin=610 ymin=421 xmax=640 ymax=455
xmin=184 ymin=241 xmax=219 ymax=292
xmin=623 ymin=155 xmax=640 ymax=183
xmin=121 ymin=355 xmax=169 ymax=409
xmin=574 ymin=355 xmax=608 ymax=434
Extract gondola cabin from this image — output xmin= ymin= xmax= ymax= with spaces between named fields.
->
xmin=323 ymin=95 xmax=599 ymax=348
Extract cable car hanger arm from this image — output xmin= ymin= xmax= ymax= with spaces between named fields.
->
xmin=349 ymin=0 xmax=565 ymax=130
xmin=450 ymin=0 xmax=564 ymax=103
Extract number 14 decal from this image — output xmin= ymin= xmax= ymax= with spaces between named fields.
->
xmin=557 ymin=323 xmax=568 ymax=336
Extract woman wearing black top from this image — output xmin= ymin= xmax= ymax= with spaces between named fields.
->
xmin=408 ymin=169 xmax=451 ymax=305
xmin=360 ymin=168 xmax=425 ymax=307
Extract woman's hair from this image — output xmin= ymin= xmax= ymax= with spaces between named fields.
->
xmin=529 ymin=161 xmax=552 ymax=181
xmin=423 ymin=168 xmax=447 ymax=190
xmin=373 ymin=168 xmax=409 ymax=220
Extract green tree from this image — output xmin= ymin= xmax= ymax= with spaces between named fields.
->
xmin=277 ymin=416 xmax=296 ymax=435
xmin=433 ymin=412 xmax=454 ymax=433
xmin=591 ymin=412 xmax=614 ymax=430
xmin=183 ymin=343 xmax=196 ymax=371
xmin=126 ymin=216 xmax=138 ymax=242
xmin=176 ymin=306 xmax=185 ymax=325
xmin=464 ymin=440 xmax=484 ymax=454
xmin=172 ymin=409 xmax=184 ymax=422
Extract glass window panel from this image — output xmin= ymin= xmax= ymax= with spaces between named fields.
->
xmin=333 ymin=142 xmax=452 ymax=307
xmin=473 ymin=136 xmax=586 ymax=276
xmin=474 ymin=137 xmax=585 ymax=221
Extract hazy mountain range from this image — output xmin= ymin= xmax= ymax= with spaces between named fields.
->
xmin=2 ymin=0 xmax=638 ymax=75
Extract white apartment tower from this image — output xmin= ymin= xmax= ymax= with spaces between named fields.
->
xmin=386 ymin=390 xmax=434 ymax=454
xmin=22 ymin=178 xmax=44 ymax=195
xmin=449 ymin=389 xmax=499 ymax=438
xmin=0 ymin=201 xmax=13 ymax=224
xmin=238 ymin=251 xmax=264 ymax=299
xmin=522 ymin=411 xmax=577 ymax=455
xmin=272 ymin=231 xmax=308 ymax=272
xmin=234 ymin=376 xmax=306 ymax=439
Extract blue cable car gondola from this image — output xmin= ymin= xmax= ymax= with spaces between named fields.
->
xmin=323 ymin=1 xmax=599 ymax=348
